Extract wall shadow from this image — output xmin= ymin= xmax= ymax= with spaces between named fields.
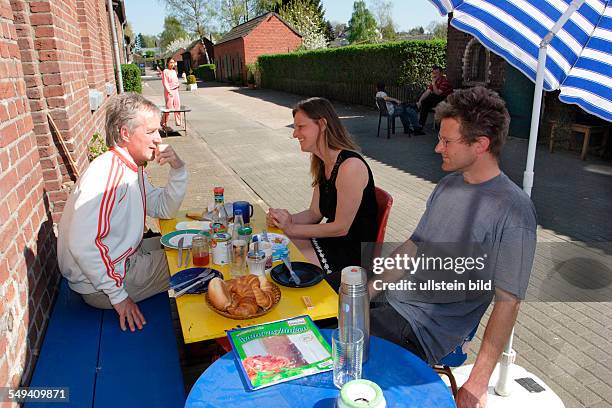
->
xmin=22 ymin=190 xmax=61 ymax=385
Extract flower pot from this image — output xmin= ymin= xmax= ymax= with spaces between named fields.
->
xmin=187 ymin=83 xmax=197 ymax=91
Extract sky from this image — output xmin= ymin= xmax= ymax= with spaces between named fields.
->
xmin=125 ymin=0 xmax=446 ymax=36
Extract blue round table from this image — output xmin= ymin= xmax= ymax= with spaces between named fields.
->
xmin=185 ymin=329 xmax=455 ymax=407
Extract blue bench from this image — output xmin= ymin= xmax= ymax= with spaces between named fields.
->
xmin=27 ymin=280 xmax=185 ymax=408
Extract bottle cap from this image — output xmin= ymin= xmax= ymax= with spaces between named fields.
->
xmin=341 ymin=266 xmax=366 ymax=285
xmin=213 ymin=186 xmax=224 ymax=194
xmin=238 ymin=226 xmax=252 ymax=235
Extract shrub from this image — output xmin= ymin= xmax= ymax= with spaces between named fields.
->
xmin=195 ymin=64 xmax=216 ymax=81
xmin=258 ymin=40 xmax=446 ymax=104
xmin=246 ymin=62 xmax=258 ymax=84
xmin=121 ymin=63 xmax=142 ymax=93
xmin=187 ymin=74 xmax=197 ymax=84
xmin=88 ymin=132 xmax=108 ymax=162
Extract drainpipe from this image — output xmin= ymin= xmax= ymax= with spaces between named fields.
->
xmin=107 ymin=0 xmax=124 ymax=93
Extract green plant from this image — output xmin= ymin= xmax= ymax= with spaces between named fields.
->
xmin=246 ymin=62 xmax=258 ymax=84
xmin=258 ymin=40 xmax=446 ymax=102
xmin=187 ymin=74 xmax=197 ymax=84
xmin=121 ymin=63 xmax=142 ymax=93
xmin=88 ymin=132 xmax=108 ymax=162
xmin=195 ymin=64 xmax=216 ymax=81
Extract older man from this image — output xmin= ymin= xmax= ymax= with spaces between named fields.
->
xmin=58 ymin=93 xmax=188 ymax=332
xmin=370 ymin=87 xmax=536 ymax=408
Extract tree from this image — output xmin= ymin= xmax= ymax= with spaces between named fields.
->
xmin=408 ymin=26 xmax=425 ymax=35
xmin=279 ymin=0 xmax=327 ymax=50
xmin=160 ymin=16 xmax=188 ymax=49
xmin=158 ymin=0 xmax=216 ymax=38
xmin=346 ymin=1 xmax=378 ymax=44
xmin=427 ymin=21 xmax=447 ymax=39
xmin=136 ymin=33 xmax=158 ymax=49
xmin=218 ymin=0 xmax=249 ymax=30
xmin=369 ymin=0 xmax=395 ymax=41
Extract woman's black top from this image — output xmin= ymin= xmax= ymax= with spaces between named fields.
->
xmin=311 ymin=150 xmax=378 ymax=291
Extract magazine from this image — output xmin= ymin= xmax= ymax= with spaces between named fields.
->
xmin=227 ymin=315 xmax=333 ymax=390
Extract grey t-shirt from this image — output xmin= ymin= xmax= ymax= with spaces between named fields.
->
xmin=387 ymin=171 xmax=536 ymax=363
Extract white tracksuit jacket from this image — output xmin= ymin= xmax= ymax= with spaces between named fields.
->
xmin=57 ymin=146 xmax=188 ymax=305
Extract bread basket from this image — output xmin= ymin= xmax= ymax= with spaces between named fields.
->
xmin=205 ymin=281 xmax=281 ymax=320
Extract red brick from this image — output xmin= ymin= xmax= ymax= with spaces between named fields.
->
xmin=29 ymin=13 xmax=52 ymax=26
xmin=30 ymin=2 xmax=51 ymax=13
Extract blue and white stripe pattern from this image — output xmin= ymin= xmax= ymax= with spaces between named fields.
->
xmin=429 ymin=0 xmax=612 ymax=121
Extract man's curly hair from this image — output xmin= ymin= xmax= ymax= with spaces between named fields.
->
xmin=434 ymin=86 xmax=510 ymax=157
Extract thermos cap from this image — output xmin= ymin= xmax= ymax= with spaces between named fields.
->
xmin=341 ymin=266 xmax=366 ymax=286
xmin=338 ymin=379 xmax=386 ymax=408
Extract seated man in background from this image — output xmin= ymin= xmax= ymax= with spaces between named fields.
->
xmin=370 ymin=86 xmax=536 ymax=408
xmin=416 ymin=65 xmax=453 ymax=128
xmin=58 ymin=93 xmax=188 ymax=332
xmin=376 ymin=81 xmax=425 ymax=135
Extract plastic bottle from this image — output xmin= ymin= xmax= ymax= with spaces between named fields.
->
xmin=211 ymin=187 xmax=229 ymax=231
xmin=338 ymin=266 xmax=370 ymax=363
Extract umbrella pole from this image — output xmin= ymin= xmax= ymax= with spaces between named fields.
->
xmin=502 ymin=0 xmax=585 ymax=397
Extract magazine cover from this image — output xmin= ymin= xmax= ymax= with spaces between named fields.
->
xmin=227 ymin=315 xmax=333 ymax=390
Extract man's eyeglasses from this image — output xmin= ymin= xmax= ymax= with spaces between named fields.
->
xmin=437 ymin=134 xmax=463 ymax=147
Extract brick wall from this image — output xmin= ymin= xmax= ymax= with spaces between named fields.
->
xmin=446 ymin=22 xmax=506 ymax=93
xmin=215 ymin=14 xmax=302 ymax=82
xmin=214 ymin=39 xmax=243 ymax=81
xmin=1 ymin=0 xmax=122 ymax=394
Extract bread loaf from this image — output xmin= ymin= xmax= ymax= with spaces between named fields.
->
xmin=208 ymin=277 xmax=232 ymax=310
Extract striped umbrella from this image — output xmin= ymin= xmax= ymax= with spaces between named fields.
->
xmin=428 ymin=0 xmax=611 ymax=399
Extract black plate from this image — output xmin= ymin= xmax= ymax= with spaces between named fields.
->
xmin=270 ymin=262 xmax=325 ymax=288
xmin=169 ymin=268 xmax=223 ymax=294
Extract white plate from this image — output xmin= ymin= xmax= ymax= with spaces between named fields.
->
xmin=176 ymin=221 xmax=210 ymax=231
xmin=253 ymin=232 xmax=290 ymax=246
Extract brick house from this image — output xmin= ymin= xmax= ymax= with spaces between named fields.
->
xmin=182 ymin=37 xmax=214 ymax=74
xmin=1 ymin=0 xmax=127 ymax=390
xmin=215 ymin=12 xmax=302 ymax=83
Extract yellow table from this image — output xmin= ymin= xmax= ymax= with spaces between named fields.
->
xmin=160 ymin=205 xmax=338 ymax=343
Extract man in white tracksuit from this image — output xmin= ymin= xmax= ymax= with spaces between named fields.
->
xmin=58 ymin=93 xmax=188 ymax=332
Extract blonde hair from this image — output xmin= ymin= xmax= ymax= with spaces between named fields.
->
xmin=292 ymin=97 xmax=359 ymax=186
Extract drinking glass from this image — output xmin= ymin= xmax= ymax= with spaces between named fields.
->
xmin=332 ymin=328 xmax=364 ymax=389
xmin=191 ymin=235 xmax=209 ymax=267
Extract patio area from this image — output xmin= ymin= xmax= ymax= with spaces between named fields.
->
xmin=143 ymin=78 xmax=612 ymax=407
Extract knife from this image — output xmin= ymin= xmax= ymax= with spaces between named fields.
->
xmin=177 ymin=237 xmax=185 ymax=268
xmin=282 ymin=257 xmax=301 ymax=285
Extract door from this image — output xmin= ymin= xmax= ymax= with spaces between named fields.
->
xmin=503 ymin=62 xmax=535 ymax=139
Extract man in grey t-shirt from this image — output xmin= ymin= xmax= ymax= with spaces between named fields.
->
xmin=369 ymin=86 xmax=536 ymax=408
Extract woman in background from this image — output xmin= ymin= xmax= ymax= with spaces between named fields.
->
xmin=267 ymin=97 xmax=378 ymax=291
xmin=161 ymin=58 xmax=181 ymax=131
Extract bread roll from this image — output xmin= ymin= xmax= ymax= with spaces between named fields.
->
xmin=208 ymin=277 xmax=232 ymax=311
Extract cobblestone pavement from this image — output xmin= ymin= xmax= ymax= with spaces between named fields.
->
xmin=143 ymin=77 xmax=612 ymax=407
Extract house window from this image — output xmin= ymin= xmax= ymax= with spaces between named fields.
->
xmin=462 ymin=38 xmax=491 ymax=86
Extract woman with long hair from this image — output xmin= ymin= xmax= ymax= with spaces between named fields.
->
xmin=267 ymin=97 xmax=378 ymax=291
xmin=161 ymin=58 xmax=181 ymax=131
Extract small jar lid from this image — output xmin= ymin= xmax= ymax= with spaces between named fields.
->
xmin=247 ymin=250 xmax=266 ymax=261
xmin=238 ymin=226 xmax=252 ymax=235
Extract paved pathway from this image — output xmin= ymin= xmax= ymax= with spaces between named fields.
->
xmin=143 ymin=77 xmax=611 ymax=407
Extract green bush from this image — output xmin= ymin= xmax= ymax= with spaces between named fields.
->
xmin=187 ymin=75 xmax=197 ymax=84
xmin=121 ymin=63 xmax=142 ymax=93
xmin=195 ymin=64 xmax=216 ymax=81
xmin=258 ymin=40 xmax=446 ymax=105
xmin=88 ymin=132 xmax=108 ymax=162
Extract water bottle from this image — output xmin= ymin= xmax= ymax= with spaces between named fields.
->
xmin=338 ymin=266 xmax=370 ymax=362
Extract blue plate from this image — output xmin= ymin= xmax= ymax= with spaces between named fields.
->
xmin=270 ymin=262 xmax=324 ymax=288
xmin=169 ymin=268 xmax=223 ymax=295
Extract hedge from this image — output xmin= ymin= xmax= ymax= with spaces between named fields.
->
xmin=121 ymin=63 xmax=142 ymax=93
xmin=195 ymin=64 xmax=216 ymax=81
xmin=258 ymin=40 xmax=446 ymax=106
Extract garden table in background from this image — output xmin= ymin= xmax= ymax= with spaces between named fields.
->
xmin=159 ymin=105 xmax=191 ymax=136
xmin=159 ymin=205 xmax=338 ymax=344
xmin=184 ymin=329 xmax=456 ymax=407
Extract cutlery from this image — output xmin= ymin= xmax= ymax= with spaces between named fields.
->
xmin=184 ymin=247 xmax=191 ymax=266
xmin=282 ymin=257 xmax=301 ymax=285
xmin=175 ymin=278 xmax=206 ymax=297
xmin=171 ymin=269 xmax=212 ymax=290
xmin=177 ymin=237 xmax=185 ymax=268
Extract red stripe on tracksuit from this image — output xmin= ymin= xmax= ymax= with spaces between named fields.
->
xmin=95 ymin=156 xmax=125 ymax=287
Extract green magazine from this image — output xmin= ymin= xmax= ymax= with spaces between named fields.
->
xmin=227 ymin=315 xmax=333 ymax=390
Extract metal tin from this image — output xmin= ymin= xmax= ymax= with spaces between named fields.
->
xmin=211 ymin=232 xmax=231 ymax=265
